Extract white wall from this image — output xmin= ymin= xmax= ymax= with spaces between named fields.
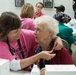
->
xmin=0 ymin=0 xmax=74 ymax=18
xmin=0 ymin=0 xmax=9 ymax=15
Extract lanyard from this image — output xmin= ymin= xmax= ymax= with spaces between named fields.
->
xmin=6 ymin=39 xmax=25 ymax=58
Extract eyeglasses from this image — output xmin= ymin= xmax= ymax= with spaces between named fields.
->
xmin=36 ymin=6 xmax=43 ymax=9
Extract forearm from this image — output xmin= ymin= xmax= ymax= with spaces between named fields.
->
xmin=52 ymin=36 xmax=63 ymax=50
xmin=10 ymin=53 xmax=41 ymax=71
xmin=20 ymin=53 xmax=41 ymax=69
xmin=10 ymin=51 xmax=54 ymax=70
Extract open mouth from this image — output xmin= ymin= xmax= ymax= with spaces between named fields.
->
xmin=35 ymin=35 xmax=37 ymax=38
xmin=35 ymin=37 xmax=37 ymax=39
xmin=35 ymin=36 xmax=38 ymax=41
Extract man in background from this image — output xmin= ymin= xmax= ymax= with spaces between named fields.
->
xmin=53 ymin=5 xmax=71 ymax=24
xmin=54 ymin=5 xmax=65 ymax=13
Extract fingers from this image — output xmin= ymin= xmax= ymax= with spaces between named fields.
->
xmin=54 ymin=36 xmax=63 ymax=50
xmin=53 ymin=42 xmax=62 ymax=50
xmin=48 ymin=50 xmax=53 ymax=54
xmin=40 ymin=68 xmax=45 ymax=75
xmin=41 ymin=51 xmax=56 ymax=60
xmin=50 ymin=53 xmax=56 ymax=59
xmin=54 ymin=44 xmax=62 ymax=50
xmin=46 ymin=53 xmax=56 ymax=60
xmin=50 ymin=54 xmax=56 ymax=58
xmin=48 ymin=46 xmax=55 ymax=54
xmin=50 ymin=44 xmax=56 ymax=52
xmin=53 ymin=42 xmax=57 ymax=49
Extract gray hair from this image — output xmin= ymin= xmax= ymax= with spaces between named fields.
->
xmin=34 ymin=15 xmax=59 ymax=37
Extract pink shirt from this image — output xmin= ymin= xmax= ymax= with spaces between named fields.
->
xmin=19 ymin=17 xmax=34 ymax=31
xmin=34 ymin=11 xmax=46 ymax=19
xmin=0 ymin=29 xmax=37 ymax=61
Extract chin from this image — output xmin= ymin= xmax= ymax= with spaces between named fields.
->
xmin=14 ymin=37 xmax=19 ymax=41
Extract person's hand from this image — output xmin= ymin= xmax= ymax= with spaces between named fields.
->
xmin=54 ymin=36 xmax=63 ymax=50
xmin=40 ymin=68 xmax=45 ymax=75
xmin=39 ymin=51 xmax=56 ymax=60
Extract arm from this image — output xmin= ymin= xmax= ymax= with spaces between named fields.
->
xmin=53 ymin=36 xmax=63 ymax=50
xmin=20 ymin=51 xmax=55 ymax=69
xmin=10 ymin=51 xmax=55 ymax=71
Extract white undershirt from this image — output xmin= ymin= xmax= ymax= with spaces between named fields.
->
xmin=10 ymin=59 xmax=21 ymax=71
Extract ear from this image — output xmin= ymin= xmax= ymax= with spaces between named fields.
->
xmin=49 ymin=30 xmax=53 ymax=38
xmin=49 ymin=30 xmax=52 ymax=35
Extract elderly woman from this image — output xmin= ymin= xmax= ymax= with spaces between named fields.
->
xmin=34 ymin=15 xmax=73 ymax=75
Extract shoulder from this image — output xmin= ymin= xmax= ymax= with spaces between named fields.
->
xmin=24 ymin=18 xmax=34 ymax=26
xmin=41 ymin=12 xmax=46 ymax=15
xmin=20 ymin=17 xmax=33 ymax=23
xmin=19 ymin=29 xmax=36 ymax=48
xmin=64 ymin=26 xmax=73 ymax=33
xmin=0 ymin=41 xmax=13 ymax=60
xmin=21 ymin=29 xmax=34 ymax=35
xmin=0 ymin=41 xmax=8 ymax=49
xmin=0 ymin=41 xmax=11 ymax=53
xmin=59 ymin=23 xmax=73 ymax=32
xmin=20 ymin=29 xmax=35 ymax=40
xmin=53 ymin=47 xmax=71 ymax=58
xmin=57 ymin=47 xmax=73 ymax=64
xmin=26 ymin=18 xmax=33 ymax=22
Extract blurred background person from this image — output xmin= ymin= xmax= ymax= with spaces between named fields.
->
xmin=54 ymin=5 xmax=65 ymax=19
xmin=54 ymin=5 xmax=65 ymax=13
xmin=54 ymin=12 xmax=76 ymax=55
xmin=34 ymin=2 xmax=46 ymax=19
xmin=19 ymin=3 xmax=34 ymax=30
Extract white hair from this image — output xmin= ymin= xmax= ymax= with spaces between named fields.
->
xmin=34 ymin=15 xmax=59 ymax=37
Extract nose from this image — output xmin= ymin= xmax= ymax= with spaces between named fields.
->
xmin=34 ymin=29 xmax=37 ymax=35
xmin=17 ymin=28 xmax=21 ymax=35
xmin=34 ymin=30 xmax=36 ymax=35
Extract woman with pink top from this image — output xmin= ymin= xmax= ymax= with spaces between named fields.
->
xmin=19 ymin=3 xmax=34 ymax=30
xmin=34 ymin=2 xmax=46 ymax=19
xmin=0 ymin=12 xmax=63 ymax=72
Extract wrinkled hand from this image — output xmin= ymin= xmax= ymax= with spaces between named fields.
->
xmin=40 ymin=68 xmax=45 ymax=75
xmin=54 ymin=37 xmax=63 ymax=50
xmin=40 ymin=51 xmax=56 ymax=60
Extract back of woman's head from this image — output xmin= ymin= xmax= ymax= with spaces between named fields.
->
xmin=20 ymin=3 xmax=34 ymax=18
xmin=0 ymin=12 xmax=21 ymax=40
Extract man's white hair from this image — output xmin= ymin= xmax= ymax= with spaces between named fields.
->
xmin=34 ymin=15 xmax=59 ymax=37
